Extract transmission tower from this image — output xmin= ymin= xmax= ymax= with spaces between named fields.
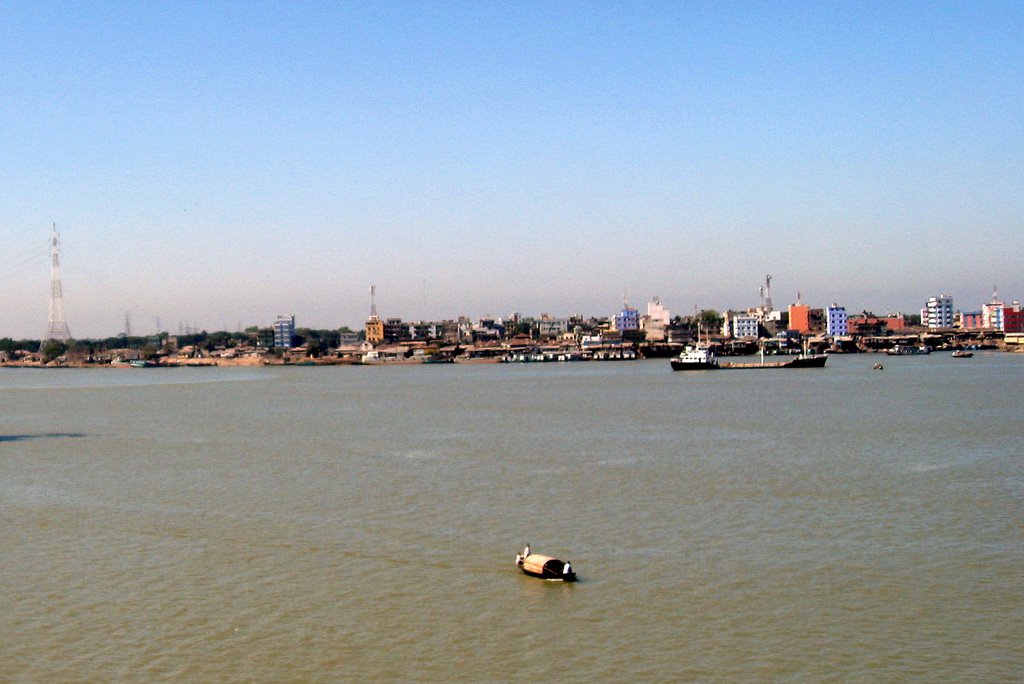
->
xmin=41 ymin=223 xmax=72 ymax=346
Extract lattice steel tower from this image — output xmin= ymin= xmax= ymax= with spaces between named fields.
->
xmin=41 ymin=223 xmax=72 ymax=345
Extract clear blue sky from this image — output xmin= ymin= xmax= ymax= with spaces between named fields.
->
xmin=2 ymin=1 xmax=1021 ymax=338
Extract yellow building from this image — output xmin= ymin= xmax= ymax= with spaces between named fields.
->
xmin=365 ymin=316 xmax=384 ymax=345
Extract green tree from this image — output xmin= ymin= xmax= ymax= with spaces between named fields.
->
xmin=40 ymin=340 xmax=67 ymax=364
xmin=699 ymin=309 xmax=723 ymax=330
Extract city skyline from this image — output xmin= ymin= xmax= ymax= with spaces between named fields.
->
xmin=2 ymin=2 xmax=1022 ymax=339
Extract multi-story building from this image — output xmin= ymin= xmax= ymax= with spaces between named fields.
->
xmin=923 ymin=295 xmax=954 ymax=329
xmin=760 ymin=309 xmax=786 ymax=337
xmin=788 ymin=304 xmax=810 ymax=333
xmin=614 ymin=303 xmax=640 ymax=333
xmin=1004 ymin=302 xmax=1024 ymax=333
xmin=642 ymin=297 xmax=671 ymax=342
xmin=788 ymin=304 xmax=825 ymax=334
xmin=442 ymin=319 xmax=465 ymax=344
xmin=537 ymin=315 xmax=569 ymax=339
xmin=382 ymin=318 xmax=409 ymax=343
xmin=826 ymin=304 xmax=848 ymax=337
xmin=847 ymin=313 xmax=907 ymax=335
xmin=982 ymin=289 xmax=1004 ymax=330
xmin=959 ymin=311 xmax=984 ymax=329
xmin=337 ymin=331 xmax=360 ymax=346
xmin=272 ymin=314 xmax=295 ymax=348
xmin=365 ymin=316 xmax=384 ymax=345
xmin=407 ymin=321 xmax=441 ymax=340
xmin=731 ymin=314 xmax=760 ymax=339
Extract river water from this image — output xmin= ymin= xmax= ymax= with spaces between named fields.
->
xmin=2 ymin=354 xmax=1022 ymax=681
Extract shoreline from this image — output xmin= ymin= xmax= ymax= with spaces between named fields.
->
xmin=3 ymin=345 xmax=1021 ymax=370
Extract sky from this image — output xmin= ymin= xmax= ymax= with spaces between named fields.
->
xmin=2 ymin=1 xmax=1022 ymax=339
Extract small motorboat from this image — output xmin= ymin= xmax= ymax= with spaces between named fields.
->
xmin=951 ymin=350 xmax=974 ymax=358
xmin=515 ymin=546 xmax=576 ymax=581
xmin=873 ymin=362 xmax=884 ymax=370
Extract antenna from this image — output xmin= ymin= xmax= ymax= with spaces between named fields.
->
xmin=40 ymin=223 xmax=72 ymax=347
xmin=124 ymin=311 xmax=132 ymax=338
xmin=765 ymin=274 xmax=773 ymax=311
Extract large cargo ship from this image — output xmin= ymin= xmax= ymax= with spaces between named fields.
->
xmin=671 ymin=346 xmax=827 ymax=370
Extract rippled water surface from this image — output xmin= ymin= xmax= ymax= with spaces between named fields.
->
xmin=2 ymin=355 xmax=1022 ymax=681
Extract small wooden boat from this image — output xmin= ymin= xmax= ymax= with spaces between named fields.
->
xmin=951 ymin=350 xmax=973 ymax=358
xmin=516 ymin=550 xmax=576 ymax=581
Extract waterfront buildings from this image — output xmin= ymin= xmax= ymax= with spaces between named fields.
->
xmin=1004 ymin=302 xmax=1024 ymax=333
xmin=730 ymin=314 xmax=760 ymax=339
xmin=847 ymin=313 xmax=907 ymax=335
xmin=826 ymin=304 xmax=848 ymax=337
xmin=614 ymin=300 xmax=640 ymax=334
xmin=982 ymin=289 xmax=1004 ymax=330
xmin=788 ymin=303 xmax=825 ymax=334
xmin=959 ymin=311 xmax=984 ymax=329
xmin=537 ymin=314 xmax=569 ymax=339
xmin=923 ymin=295 xmax=954 ymax=329
xmin=642 ymin=297 xmax=670 ymax=342
xmin=365 ymin=315 xmax=384 ymax=345
xmin=273 ymin=314 xmax=295 ymax=348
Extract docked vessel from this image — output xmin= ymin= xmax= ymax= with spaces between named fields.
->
xmin=951 ymin=349 xmax=974 ymax=358
xmin=670 ymin=344 xmax=719 ymax=371
xmin=886 ymin=344 xmax=931 ymax=356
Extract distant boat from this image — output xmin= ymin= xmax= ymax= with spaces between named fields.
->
xmin=951 ymin=350 xmax=974 ymax=358
xmin=515 ymin=547 xmax=576 ymax=581
xmin=886 ymin=345 xmax=931 ymax=356
xmin=128 ymin=359 xmax=159 ymax=368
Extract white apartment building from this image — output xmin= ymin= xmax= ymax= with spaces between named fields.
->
xmin=272 ymin=314 xmax=295 ymax=348
xmin=923 ymin=295 xmax=954 ymax=329
xmin=537 ymin=316 xmax=569 ymax=338
xmin=642 ymin=297 xmax=671 ymax=342
xmin=731 ymin=315 xmax=760 ymax=339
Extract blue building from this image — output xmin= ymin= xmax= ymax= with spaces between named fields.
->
xmin=826 ymin=304 xmax=848 ymax=336
xmin=615 ymin=304 xmax=639 ymax=333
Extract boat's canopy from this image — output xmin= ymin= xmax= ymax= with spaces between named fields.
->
xmin=523 ymin=554 xmax=576 ymax=581
xmin=522 ymin=554 xmax=557 ymax=575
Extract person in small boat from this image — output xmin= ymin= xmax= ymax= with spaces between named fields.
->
xmin=563 ymin=561 xmax=572 ymax=576
xmin=522 ymin=544 xmax=530 ymax=558
xmin=515 ymin=553 xmax=524 ymax=566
